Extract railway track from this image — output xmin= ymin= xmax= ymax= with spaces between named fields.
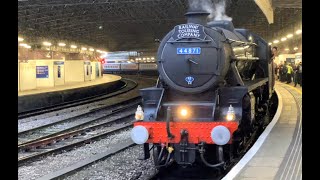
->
xmin=18 ymin=78 xmax=137 ymax=119
xmin=18 ymin=107 xmax=136 ymax=166
xmin=18 ymin=97 xmax=141 ymax=145
xmin=148 ymin=129 xmax=261 ymax=180
xmin=18 ymin=75 xmax=159 ymax=180
xmin=35 ymin=139 xmax=135 ymax=180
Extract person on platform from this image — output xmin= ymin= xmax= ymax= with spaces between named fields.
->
xmin=274 ymin=63 xmax=279 ymax=80
xmin=291 ymin=63 xmax=296 ymax=83
xmin=271 ymin=47 xmax=278 ymax=58
xmin=279 ymin=61 xmax=286 ymax=82
xmin=295 ymin=62 xmax=302 ymax=87
xmin=271 ymin=47 xmax=278 ymax=83
xmin=286 ymin=63 xmax=293 ymax=84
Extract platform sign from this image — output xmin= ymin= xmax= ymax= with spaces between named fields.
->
xmin=36 ymin=66 xmax=49 ymax=78
xmin=54 ymin=61 xmax=64 ymax=65
xmin=286 ymin=58 xmax=295 ymax=64
xmin=177 ymin=47 xmax=201 ymax=55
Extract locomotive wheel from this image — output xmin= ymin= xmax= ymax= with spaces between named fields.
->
xmin=262 ymin=106 xmax=270 ymax=129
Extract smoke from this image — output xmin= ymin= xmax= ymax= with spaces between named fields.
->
xmin=214 ymin=1 xmax=232 ymax=21
xmin=188 ymin=0 xmax=232 ymax=21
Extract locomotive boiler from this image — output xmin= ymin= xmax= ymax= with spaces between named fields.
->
xmin=131 ymin=10 xmax=274 ymax=169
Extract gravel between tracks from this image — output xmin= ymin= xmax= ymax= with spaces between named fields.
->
xmin=18 ymin=129 xmax=132 ymax=180
xmin=65 ymin=146 xmax=157 ymax=180
xmin=18 ymin=76 xmax=157 ymax=180
xmin=18 ymin=108 xmax=93 ymax=132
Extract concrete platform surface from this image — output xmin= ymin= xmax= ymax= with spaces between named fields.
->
xmin=18 ymin=74 xmax=123 ymax=113
xmin=223 ymin=82 xmax=302 ymax=180
xmin=18 ymin=74 xmax=121 ymax=97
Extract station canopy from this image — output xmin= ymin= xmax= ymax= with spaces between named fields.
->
xmin=18 ymin=0 xmax=301 ymax=52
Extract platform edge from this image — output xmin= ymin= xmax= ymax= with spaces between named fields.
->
xmin=222 ymin=87 xmax=283 ymax=180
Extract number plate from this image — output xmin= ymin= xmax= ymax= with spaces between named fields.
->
xmin=177 ymin=47 xmax=201 ymax=55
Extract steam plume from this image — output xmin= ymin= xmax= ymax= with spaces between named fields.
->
xmin=188 ymin=0 xmax=232 ymax=21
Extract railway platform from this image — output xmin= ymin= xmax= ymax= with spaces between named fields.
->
xmin=223 ymin=82 xmax=302 ymax=180
xmin=18 ymin=74 xmax=123 ymax=113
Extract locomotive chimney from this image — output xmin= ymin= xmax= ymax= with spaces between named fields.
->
xmin=185 ymin=10 xmax=210 ymax=25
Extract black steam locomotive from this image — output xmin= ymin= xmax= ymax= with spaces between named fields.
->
xmin=131 ymin=10 xmax=274 ymax=169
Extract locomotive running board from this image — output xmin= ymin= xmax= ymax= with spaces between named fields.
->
xmin=244 ymin=78 xmax=268 ymax=92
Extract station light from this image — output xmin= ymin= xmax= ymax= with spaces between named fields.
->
xmin=143 ymin=58 xmax=146 ymax=60
xmin=81 ymin=47 xmax=87 ymax=50
xmin=273 ymin=40 xmax=279 ymax=44
xmin=70 ymin=45 xmax=77 ymax=48
xmin=89 ymin=48 xmax=94 ymax=51
xmin=281 ymin=37 xmax=287 ymax=41
xmin=285 ymin=48 xmax=289 ymax=51
xmin=147 ymin=58 xmax=150 ymax=60
xmin=268 ymin=42 xmax=272 ymax=45
xmin=18 ymin=37 xmax=24 ymax=42
xmin=294 ymin=47 xmax=298 ymax=51
xmin=19 ymin=43 xmax=31 ymax=49
xmin=151 ymin=57 xmax=155 ymax=60
xmin=286 ymin=34 xmax=293 ymax=38
xmin=19 ymin=43 xmax=28 ymax=47
xmin=58 ymin=43 xmax=66 ymax=47
xmin=295 ymin=29 xmax=302 ymax=35
xmin=43 ymin=41 xmax=52 ymax=46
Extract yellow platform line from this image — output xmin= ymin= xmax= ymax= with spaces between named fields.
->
xmin=282 ymin=83 xmax=302 ymax=95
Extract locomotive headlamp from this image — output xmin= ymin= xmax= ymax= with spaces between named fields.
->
xmin=210 ymin=125 xmax=231 ymax=145
xmin=180 ymin=109 xmax=188 ymax=117
xmin=226 ymin=105 xmax=235 ymax=121
xmin=177 ymin=106 xmax=191 ymax=119
xmin=135 ymin=105 xmax=144 ymax=121
xmin=131 ymin=125 xmax=149 ymax=144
